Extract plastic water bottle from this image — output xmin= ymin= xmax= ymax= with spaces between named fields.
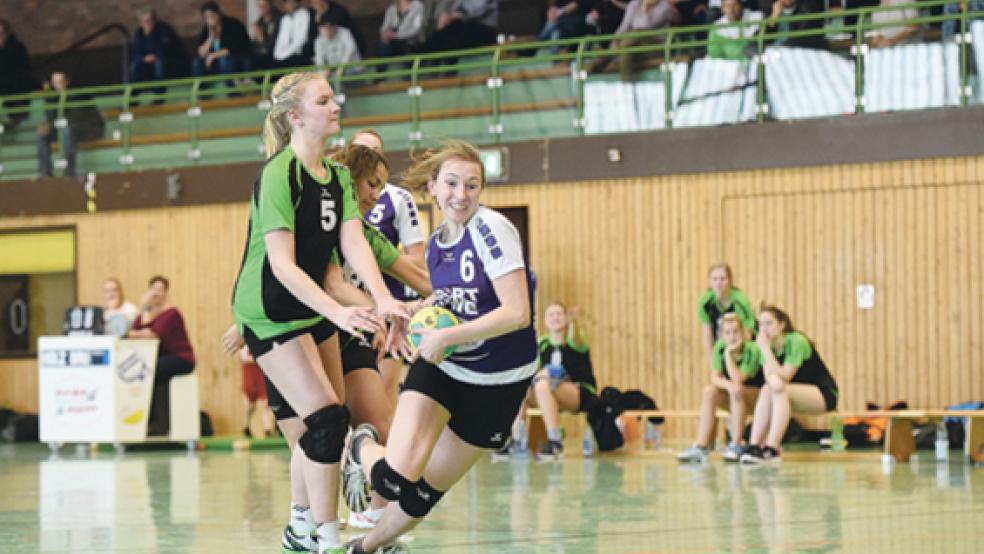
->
xmin=830 ymin=416 xmax=847 ymax=452
xmin=645 ymin=421 xmax=662 ymax=449
xmin=582 ymin=427 xmax=595 ymax=457
xmin=935 ymin=421 xmax=949 ymax=462
xmin=547 ymin=364 xmax=565 ymax=390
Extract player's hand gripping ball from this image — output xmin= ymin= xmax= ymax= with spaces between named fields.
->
xmin=408 ymin=306 xmax=459 ymax=358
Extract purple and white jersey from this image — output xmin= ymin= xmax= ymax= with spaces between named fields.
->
xmin=366 ymin=183 xmax=424 ymax=300
xmin=428 ymin=206 xmax=537 ymax=385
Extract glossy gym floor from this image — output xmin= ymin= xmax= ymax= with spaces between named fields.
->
xmin=0 ymin=441 xmax=981 ymax=553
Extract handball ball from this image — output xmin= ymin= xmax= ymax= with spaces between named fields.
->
xmin=408 ymin=306 xmax=459 ymax=357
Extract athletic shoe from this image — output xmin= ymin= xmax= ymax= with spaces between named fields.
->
xmin=740 ymin=445 xmax=781 ymax=465
xmin=490 ymin=439 xmax=513 ymax=462
xmin=722 ymin=443 xmax=745 ymax=463
xmin=676 ymin=444 xmax=710 ymax=463
xmin=280 ymin=524 xmax=315 ymax=553
xmin=346 ymin=508 xmax=383 ymax=529
xmin=342 ymin=423 xmax=378 ymax=513
xmin=536 ymin=440 xmax=564 ymax=461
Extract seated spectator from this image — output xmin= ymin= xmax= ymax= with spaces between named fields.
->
xmin=313 ymin=11 xmax=362 ymax=70
xmin=130 ymin=7 xmax=188 ymax=85
xmin=36 ymin=71 xmax=105 ymax=178
xmin=538 ymin=1 xmax=591 ymax=55
xmin=504 ymin=303 xmax=599 ymax=461
xmin=588 ymin=0 xmax=679 ymax=81
xmin=420 ymin=0 xmax=457 ymax=44
xmin=420 ymin=0 xmax=499 ymax=60
xmin=943 ymin=0 xmax=984 ymax=42
xmin=869 ymin=0 xmax=921 ymax=48
xmin=102 ymin=277 xmax=140 ymax=337
xmin=0 ymin=20 xmax=33 ymax=123
xmin=378 ymin=0 xmax=425 ymax=72
xmin=192 ymin=1 xmax=253 ymax=80
xmin=707 ymin=0 xmax=762 ymax=59
xmin=586 ymin=0 xmax=629 ymax=36
xmin=308 ymin=0 xmax=365 ymax=58
xmin=128 ymin=276 xmax=196 ymax=436
xmin=251 ymin=0 xmax=282 ymax=69
xmin=740 ymin=304 xmax=839 ymax=464
xmin=765 ymin=0 xmax=827 ymax=50
xmin=272 ymin=0 xmax=312 ymax=68
xmin=677 ymin=313 xmax=763 ymax=463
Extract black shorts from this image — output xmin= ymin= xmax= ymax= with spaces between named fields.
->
xmin=263 ymin=374 xmax=296 ymax=420
xmin=403 ymin=359 xmax=531 ymax=449
xmin=246 ymin=319 xmax=337 ymax=420
xmin=576 ymin=382 xmax=598 ymax=413
xmin=338 ymin=330 xmax=380 ymax=375
xmin=820 ymin=386 xmax=838 ymax=412
xmin=242 ymin=318 xmax=337 ymax=359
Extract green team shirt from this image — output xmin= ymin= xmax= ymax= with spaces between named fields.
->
xmin=537 ymin=333 xmax=595 ymax=390
xmin=774 ymin=331 xmax=838 ymax=395
xmin=331 ymin=218 xmax=401 ymax=285
xmin=232 ymin=147 xmax=360 ymax=339
xmin=711 ymin=339 xmax=764 ymax=387
xmin=697 ymin=287 xmax=756 ymax=339
xmin=331 ymin=220 xmax=400 ymax=349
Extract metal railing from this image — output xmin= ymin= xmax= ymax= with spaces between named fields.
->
xmin=0 ymin=1 xmax=980 ymax=177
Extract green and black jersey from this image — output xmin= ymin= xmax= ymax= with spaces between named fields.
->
xmin=538 ymin=335 xmax=596 ymax=391
xmin=697 ymin=287 xmax=756 ymax=340
xmin=775 ymin=332 xmax=838 ymax=396
xmin=331 ymin=219 xmax=401 ymax=289
xmin=710 ymin=339 xmax=764 ymax=387
xmin=232 ymin=146 xmax=360 ymax=339
xmin=331 ymin=220 xmax=401 ymax=350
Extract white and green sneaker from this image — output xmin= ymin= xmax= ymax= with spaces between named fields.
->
xmin=281 ymin=523 xmax=314 ymax=553
xmin=342 ymin=423 xmax=378 ymax=513
xmin=676 ymin=444 xmax=710 ymax=463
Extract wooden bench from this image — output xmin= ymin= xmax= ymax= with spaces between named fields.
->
xmin=843 ymin=409 xmax=984 ymax=463
xmin=525 ymin=408 xmax=731 ymax=451
xmin=527 ymin=407 xmax=984 ymax=463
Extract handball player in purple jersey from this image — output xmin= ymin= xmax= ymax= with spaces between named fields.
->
xmin=340 ymin=140 xmax=537 ymax=554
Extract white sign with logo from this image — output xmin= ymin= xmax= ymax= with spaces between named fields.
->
xmin=39 ymin=336 xmax=159 ymax=444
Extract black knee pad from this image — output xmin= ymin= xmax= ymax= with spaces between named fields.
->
xmin=370 ymin=458 xmax=413 ymax=502
xmin=298 ymin=404 xmax=349 ymax=463
xmin=399 ymin=478 xmax=445 ymax=519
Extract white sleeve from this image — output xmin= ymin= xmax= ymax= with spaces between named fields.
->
xmin=393 ymin=188 xmax=425 ymax=246
xmin=341 ymin=29 xmax=360 ymax=63
xmin=293 ymin=10 xmax=311 ymax=56
xmin=471 ymin=209 xmax=524 ymax=281
xmin=122 ymin=302 xmax=140 ymax=325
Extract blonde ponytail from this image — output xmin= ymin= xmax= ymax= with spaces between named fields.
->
xmin=262 ymin=71 xmax=324 ymax=158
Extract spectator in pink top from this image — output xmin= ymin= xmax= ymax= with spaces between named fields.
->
xmin=129 ymin=275 xmax=196 ymax=435
xmin=588 ymin=0 xmax=679 ymax=81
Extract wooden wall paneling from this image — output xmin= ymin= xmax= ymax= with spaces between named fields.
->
xmin=1 ymin=157 xmax=982 ymax=438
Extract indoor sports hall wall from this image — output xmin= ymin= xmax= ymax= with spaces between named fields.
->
xmin=0 ymin=155 xmax=981 ymax=437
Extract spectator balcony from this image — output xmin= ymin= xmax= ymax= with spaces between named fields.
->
xmin=0 ymin=1 xmax=981 ymax=181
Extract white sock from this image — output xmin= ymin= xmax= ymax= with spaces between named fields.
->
xmin=290 ymin=503 xmax=314 ymax=534
xmin=314 ymin=521 xmax=341 ymax=548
